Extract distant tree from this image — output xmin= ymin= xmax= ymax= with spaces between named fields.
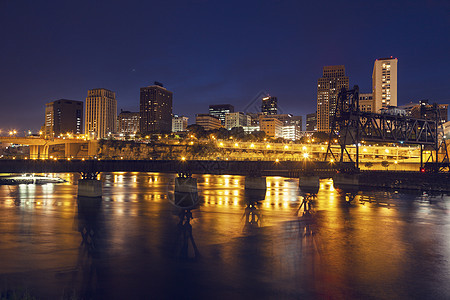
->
xmin=364 ymin=162 xmax=374 ymax=169
xmin=186 ymin=124 xmax=206 ymax=138
xmin=251 ymin=131 xmax=266 ymax=141
xmin=381 ymin=160 xmax=389 ymax=170
xmin=312 ymin=132 xmax=329 ymax=143
xmin=215 ymin=127 xmax=229 ymax=140
xmin=229 ymin=127 xmax=245 ymax=140
xmin=299 ymin=135 xmax=310 ymax=143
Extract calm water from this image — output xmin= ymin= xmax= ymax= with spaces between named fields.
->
xmin=0 ymin=173 xmax=449 ymax=299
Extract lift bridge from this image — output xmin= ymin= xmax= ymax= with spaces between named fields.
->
xmin=325 ymin=86 xmax=449 ymax=172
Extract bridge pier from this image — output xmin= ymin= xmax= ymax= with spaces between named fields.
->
xmin=29 ymin=145 xmax=40 ymax=159
xmin=244 ymin=176 xmax=267 ymax=202
xmin=78 ymin=172 xmax=102 ymax=198
xmin=244 ymin=176 xmax=267 ymax=190
xmin=333 ymin=173 xmax=360 ymax=190
xmin=65 ymin=143 xmax=82 ymax=159
xmin=78 ymin=179 xmax=102 ymax=198
xmin=299 ymin=175 xmax=320 ymax=194
xmin=175 ymin=173 xmax=198 ymax=193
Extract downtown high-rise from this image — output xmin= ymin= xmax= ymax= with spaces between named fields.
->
xmin=140 ymin=82 xmax=173 ymax=133
xmin=372 ymin=57 xmax=398 ymax=112
xmin=261 ymin=96 xmax=278 ymax=115
xmin=317 ymin=65 xmax=349 ymax=132
xmin=85 ymin=88 xmax=117 ymax=139
xmin=44 ymin=99 xmax=83 ymax=138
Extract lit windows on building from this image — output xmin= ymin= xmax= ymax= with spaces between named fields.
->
xmin=373 ymin=57 xmax=398 ymax=112
xmin=140 ymin=82 xmax=173 ymax=134
xmin=317 ymin=65 xmax=349 ymax=132
xmin=209 ymin=104 xmax=234 ymax=125
xmin=225 ymin=112 xmax=250 ymax=129
xmin=117 ymin=110 xmax=140 ymax=134
xmin=172 ymin=115 xmax=189 ymax=132
xmin=45 ymin=99 xmax=84 ymax=138
xmin=261 ymin=96 xmax=278 ymax=115
xmin=85 ymin=88 xmax=117 ymax=139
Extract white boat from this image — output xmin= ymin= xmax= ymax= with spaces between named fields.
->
xmin=0 ymin=174 xmax=66 ymax=184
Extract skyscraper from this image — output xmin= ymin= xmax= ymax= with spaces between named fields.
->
xmin=306 ymin=112 xmax=317 ymax=132
xmin=372 ymin=57 xmax=398 ymax=112
xmin=317 ymin=65 xmax=349 ymax=132
xmin=140 ymin=82 xmax=173 ymax=133
xmin=261 ymin=96 xmax=277 ymax=115
xmin=209 ymin=104 xmax=234 ymax=125
xmin=85 ymin=88 xmax=117 ymax=139
xmin=44 ymin=99 xmax=83 ymax=138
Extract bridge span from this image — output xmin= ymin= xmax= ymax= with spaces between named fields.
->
xmin=0 ymin=159 xmax=338 ymax=177
xmin=0 ymin=137 xmax=97 ymax=159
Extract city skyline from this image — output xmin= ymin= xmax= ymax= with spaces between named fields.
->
xmin=0 ymin=1 xmax=449 ymax=132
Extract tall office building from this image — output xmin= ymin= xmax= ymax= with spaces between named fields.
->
xmin=44 ymin=99 xmax=83 ymax=138
xmin=140 ymin=82 xmax=173 ymax=133
xmin=117 ymin=110 xmax=140 ymax=134
xmin=85 ymin=88 xmax=117 ymax=139
xmin=372 ymin=57 xmax=398 ymax=112
xmin=317 ymin=65 xmax=349 ymax=132
xmin=306 ymin=112 xmax=317 ymax=132
xmin=262 ymin=96 xmax=277 ymax=115
xmin=209 ymin=104 xmax=234 ymax=125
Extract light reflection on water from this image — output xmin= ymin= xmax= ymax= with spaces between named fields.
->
xmin=0 ymin=173 xmax=449 ymax=299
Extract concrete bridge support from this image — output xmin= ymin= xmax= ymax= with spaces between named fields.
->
xmin=88 ymin=140 xmax=99 ymax=157
xmin=29 ymin=145 xmax=40 ymax=159
xmin=299 ymin=175 xmax=320 ymax=194
xmin=333 ymin=173 xmax=360 ymax=190
xmin=78 ymin=179 xmax=102 ymax=198
xmin=244 ymin=176 xmax=267 ymax=202
xmin=29 ymin=144 xmax=50 ymax=159
xmin=65 ymin=143 xmax=83 ymax=158
xmin=175 ymin=177 xmax=198 ymax=193
xmin=244 ymin=177 xmax=267 ymax=190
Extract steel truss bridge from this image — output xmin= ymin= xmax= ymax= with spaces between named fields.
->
xmin=325 ymin=86 xmax=449 ymax=172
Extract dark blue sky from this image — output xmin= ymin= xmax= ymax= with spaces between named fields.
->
xmin=0 ymin=0 xmax=449 ymax=132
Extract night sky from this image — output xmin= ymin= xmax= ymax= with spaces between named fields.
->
xmin=0 ymin=0 xmax=449 ymax=133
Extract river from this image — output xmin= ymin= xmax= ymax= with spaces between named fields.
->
xmin=0 ymin=172 xmax=449 ymax=299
